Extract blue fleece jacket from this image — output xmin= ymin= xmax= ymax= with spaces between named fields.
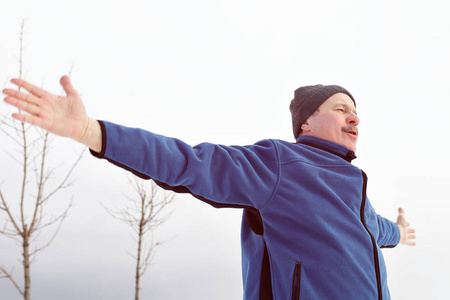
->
xmin=91 ymin=121 xmax=400 ymax=300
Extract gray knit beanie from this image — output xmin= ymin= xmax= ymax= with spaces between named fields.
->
xmin=289 ymin=84 xmax=355 ymax=140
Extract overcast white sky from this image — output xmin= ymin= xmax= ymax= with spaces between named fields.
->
xmin=1 ymin=0 xmax=450 ymax=299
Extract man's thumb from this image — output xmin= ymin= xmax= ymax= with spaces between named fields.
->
xmin=60 ymin=75 xmax=78 ymax=96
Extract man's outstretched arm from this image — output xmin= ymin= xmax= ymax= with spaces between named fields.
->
xmin=396 ymin=207 xmax=416 ymax=246
xmin=2 ymin=76 xmax=102 ymax=152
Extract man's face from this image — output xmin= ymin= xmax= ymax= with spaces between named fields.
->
xmin=301 ymin=93 xmax=359 ymax=152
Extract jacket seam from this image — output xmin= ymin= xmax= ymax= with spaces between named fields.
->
xmin=360 ymin=170 xmax=383 ymax=300
xmin=281 ymin=159 xmax=355 ymax=169
xmin=259 ymin=139 xmax=282 ymax=212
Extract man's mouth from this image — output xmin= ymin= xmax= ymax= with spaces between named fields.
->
xmin=343 ymin=126 xmax=358 ymax=137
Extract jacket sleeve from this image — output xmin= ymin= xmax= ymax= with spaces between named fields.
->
xmin=364 ymin=199 xmax=401 ymax=248
xmin=376 ymin=214 xmax=401 ymax=248
xmin=90 ymin=121 xmax=280 ymax=209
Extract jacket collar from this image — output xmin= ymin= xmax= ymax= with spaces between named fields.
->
xmin=295 ymin=136 xmax=357 ymax=163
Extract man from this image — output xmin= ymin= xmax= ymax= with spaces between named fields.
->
xmin=3 ymin=76 xmax=415 ymax=299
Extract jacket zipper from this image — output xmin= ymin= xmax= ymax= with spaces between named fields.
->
xmin=291 ymin=262 xmax=301 ymax=300
xmin=360 ymin=171 xmax=383 ymax=300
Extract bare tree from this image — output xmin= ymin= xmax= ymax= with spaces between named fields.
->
xmin=105 ymin=177 xmax=175 ymax=300
xmin=0 ymin=20 xmax=82 ymax=300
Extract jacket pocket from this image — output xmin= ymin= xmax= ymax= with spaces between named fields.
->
xmin=291 ymin=262 xmax=301 ymax=300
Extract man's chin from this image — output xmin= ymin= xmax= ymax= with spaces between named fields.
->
xmin=345 ymin=141 xmax=357 ymax=153
xmin=348 ymin=144 xmax=357 ymax=153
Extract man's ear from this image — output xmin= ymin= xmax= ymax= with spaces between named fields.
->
xmin=301 ymin=120 xmax=311 ymax=133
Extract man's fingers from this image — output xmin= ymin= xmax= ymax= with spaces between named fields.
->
xmin=3 ymin=88 xmax=41 ymax=106
xmin=60 ymin=75 xmax=78 ymax=96
xmin=10 ymin=78 xmax=46 ymax=98
xmin=4 ymin=96 xmax=40 ymax=116
xmin=406 ymin=228 xmax=416 ymax=246
xmin=12 ymin=113 xmax=43 ymax=127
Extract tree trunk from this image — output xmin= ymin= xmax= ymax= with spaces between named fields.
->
xmin=23 ymin=231 xmax=31 ymax=300
xmin=135 ymin=223 xmax=143 ymax=300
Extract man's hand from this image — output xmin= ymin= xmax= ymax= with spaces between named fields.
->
xmin=3 ymin=76 xmax=87 ymax=140
xmin=396 ymin=207 xmax=416 ymax=246
xmin=3 ymin=76 xmax=102 ymax=152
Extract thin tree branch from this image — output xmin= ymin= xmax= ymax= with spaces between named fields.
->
xmin=0 ymin=190 xmax=22 ymax=235
xmin=30 ymin=200 xmax=73 ymax=257
xmin=39 ymin=149 xmax=83 ymax=204
xmin=0 ymin=266 xmax=24 ymax=297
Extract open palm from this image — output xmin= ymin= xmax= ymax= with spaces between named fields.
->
xmin=3 ymin=76 xmax=88 ymax=141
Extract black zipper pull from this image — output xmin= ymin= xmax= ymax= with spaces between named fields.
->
xmin=345 ymin=150 xmax=357 ymax=162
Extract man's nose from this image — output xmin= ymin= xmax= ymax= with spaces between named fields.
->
xmin=347 ymin=113 xmax=360 ymax=126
